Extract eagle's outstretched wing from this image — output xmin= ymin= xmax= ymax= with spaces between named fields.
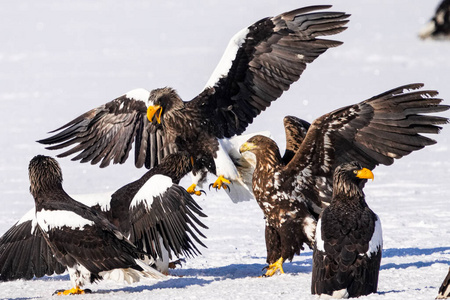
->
xmin=189 ymin=6 xmax=349 ymax=138
xmin=287 ymin=83 xmax=449 ymax=206
xmin=0 ymin=210 xmax=66 ymax=281
xmin=38 ymin=90 xmax=176 ymax=169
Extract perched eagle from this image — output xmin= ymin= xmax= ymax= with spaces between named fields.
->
xmin=0 ymin=154 xmax=207 ymax=290
xmin=419 ymin=0 xmax=450 ymax=39
xmin=37 ymin=6 xmax=349 ymax=197
xmin=311 ymin=161 xmax=381 ymax=298
xmin=437 ymin=267 xmax=450 ymax=299
xmin=239 ymin=83 xmax=449 ymax=276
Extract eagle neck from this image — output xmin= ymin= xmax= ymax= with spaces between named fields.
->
xmin=254 ymin=145 xmax=282 ymax=174
xmin=332 ymin=180 xmax=366 ymax=207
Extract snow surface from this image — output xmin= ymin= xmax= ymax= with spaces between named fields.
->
xmin=1 ymin=0 xmax=450 ymax=299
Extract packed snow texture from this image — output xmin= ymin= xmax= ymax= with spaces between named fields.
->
xmin=1 ymin=1 xmax=449 ymax=299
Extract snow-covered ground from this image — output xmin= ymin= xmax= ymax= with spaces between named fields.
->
xmin=1 ymin=1 xmax=449 ymax=299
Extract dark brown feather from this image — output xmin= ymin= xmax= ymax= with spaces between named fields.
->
xmin=312 ymin=162 xmax=381 ymax=298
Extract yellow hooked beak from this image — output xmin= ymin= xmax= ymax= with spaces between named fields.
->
xmin=356 ymin=168 xmax=374 ymax=181
xmin=147 ymin=105 xmax=162 ymax=124
xmin=239 ymin=142 xmax=256 ymax=154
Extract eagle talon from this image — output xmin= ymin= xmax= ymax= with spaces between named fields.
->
xmin=209 ymin=175 xmax=232 ymax=192
xmin=54 ymin=286 xmax=89 ymax=296
xmin=187 ymin=183 xmax=205 ymax=196
xmin=263 ymin=257 xmax=285 ymax=277
xmin=169 ymin=258 xmax=186 ymax=269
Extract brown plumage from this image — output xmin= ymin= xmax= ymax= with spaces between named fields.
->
xmin=240 ymin=83 xmax=449 ymax=276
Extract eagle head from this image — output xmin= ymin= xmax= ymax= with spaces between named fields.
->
xmin=240 ymin=135 xmax=282 ymax=169
xmin=332 ymin=161 xmax=374 ymax=199
xmin=240 ymin=135 xmax=279 ymax=155
xmin=147 ymin=87 xmax=183 ymax=124
xmin=28 ymin=155 xmax=63 ymax=199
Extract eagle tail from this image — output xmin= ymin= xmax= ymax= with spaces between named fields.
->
xmin=222 ymin=131 xmax=271 ymax=202
xmin=100 ymin=259 xmax=165 ymax=284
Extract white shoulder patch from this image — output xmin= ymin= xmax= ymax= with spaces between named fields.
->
xmin=203 ymin=27 xmax=250 ymax=89
xmin=125 ymin=88 xmax=150 ymax=103
xmin=130 ymin=174 xmax=173 ymax=210
xmin=315 ymin=218 xmax=325 ymax=252
xmin=17 ymin=207 xmax=39 ymax=234
xmin=17 ymin=207 xmax=35 ymax=225
xmin=367 ymin=215 xmax=383 ymax=257
xmin=36 ymin=209 xmax=94 ymax=232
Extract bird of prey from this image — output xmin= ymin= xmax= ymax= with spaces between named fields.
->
xmin=0 ymin=154 xmax=207 ymax=292
xmin=437 ymin=267 xmax=450 ymax=299
xmin=311 ymin=161 xmax=382 ymax=298
xmin=419 ymin=0 xmax=450 ymax=39
xmin=37 ymin=6 xmax=349 ymax=197
xmin=239 ymin=83 xmax=449 ymax=276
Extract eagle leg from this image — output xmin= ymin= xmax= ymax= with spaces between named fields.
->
xmin=186 ymin=183 xmax=206 ymax=196
xmin=209 ymin=175 xmax=231 ymax=191
xmin=263 ymin=257 xmax=285 ymax=277
xmin=55 ymin=286 xmax=90 ymax=295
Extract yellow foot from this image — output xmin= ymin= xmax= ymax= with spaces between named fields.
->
xmin=56 ymin=286 xmax=86 ymax=295
xmin=263 ymin=257 xmax=285 ymax=277
xmin=209 ymin=175 xmax=231 ymax=191
xmin=186 ymin=183 xmax=205 ymax=196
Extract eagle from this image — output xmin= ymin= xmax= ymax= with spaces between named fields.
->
xmin=311 ymin=161 xmax=382 ymax=298
xmin=239 ymin=83 xmax=449 ymax=276
xmin=37 ymin=6 xmax=349 ymax=198
xmin=419 ymin=0 xmax=450 ymax=39
xmin=0 ymin=154 xmax=207 ymax=290
xmin=437 ymin=267 xmax=450 ymax=299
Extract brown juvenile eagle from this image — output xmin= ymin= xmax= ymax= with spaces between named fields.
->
xmin=0 ymin=153 xmax=207 ymax=288
xmin=37 ymin=6 xmax=349 ymax=197
xmin=312 ymin=161 xmax=381 ymax=298
xmin=239 ymin=83 xmax=449 ymax=276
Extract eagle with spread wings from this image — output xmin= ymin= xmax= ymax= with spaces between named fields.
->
xmin=239 ymin=83 xmax=449 ymax=276
xmin=37 ymin=6 xmax=349 ymax=197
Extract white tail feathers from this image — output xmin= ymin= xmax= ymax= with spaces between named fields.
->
xmin=100 ymin=259 xmax=165 ymax=284
xmin=220 ymin=131 xmax=271 ymax=202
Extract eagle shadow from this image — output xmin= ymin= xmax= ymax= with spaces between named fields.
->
xmin=381 ymin=246 xmax=450 ymax=270
xmin=95 ymin=277 xmax=213 ymax=294
xmin=171 ymin=260 xmax=313 ymax=279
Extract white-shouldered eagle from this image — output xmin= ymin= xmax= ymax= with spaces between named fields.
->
xmin=0 ymin=153 xmax=208 ymax=291
xmin=312 ymin=161 xmax=381 ymax=298
xmin=37 ymin=6 xmax=349 ymax=197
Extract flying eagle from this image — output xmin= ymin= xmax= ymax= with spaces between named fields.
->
xmin=239 ymin=83 xmax=449 ymax=276
xmin=311 ymin=161 xmax=382 ymax=298
xmin=437 ymin=267 xmax=450 ymax=299
xmin=419 ymin=0 xmax=450 ymax=39
xmin=37 ymin=6 xmax=349 ymax=197
xmin=0 ymin=154 xmax=207 ymax=289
